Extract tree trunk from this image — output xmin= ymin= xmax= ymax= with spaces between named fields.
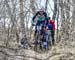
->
xmin=19 ymin=0 xmax=25 ymax=35
xmin=45 ymin=0 xmax=48 ymax=11
xmin=52 ymin=0 xmax=57 ymax=20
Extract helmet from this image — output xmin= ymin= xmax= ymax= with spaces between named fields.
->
xmin=39 ymin=6 xmax=45 ymax=11
xmin=47 ymin=17 xmax=51 ymax=20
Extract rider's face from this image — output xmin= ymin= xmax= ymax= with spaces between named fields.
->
xmin=48 ymin=20 xmax=50 ymax=23
xmin=40 ymin=11 xmax=43 ymax=15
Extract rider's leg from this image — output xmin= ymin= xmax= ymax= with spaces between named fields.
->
xmin=46 ymin=30 xmax=50 ymax=48
xmin=43 ymin=33 xmax=48 ymax=49
xmin=51 ymin=30 xmax=55 ymax=45
xmin=34 ymin=20 xmax=40 ymax=36
xmin=48 ymin=30 xmax=52 ymax=45
xmin=35 ymin=21 xmax=42 ymax=51
xmin=34 ymin=26 xmax=37 ymax=36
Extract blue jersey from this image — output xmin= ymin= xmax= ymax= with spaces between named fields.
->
xmin=47 ymin=23 xmax=52 ymax=30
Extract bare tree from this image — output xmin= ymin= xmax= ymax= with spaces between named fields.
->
xmin=19 ymin=0 xmax=25 ymax=35
xmin=52 ymin=0 xmax=57 ymax=20
xmin=45 ymin=0 xmax=48 ymax=11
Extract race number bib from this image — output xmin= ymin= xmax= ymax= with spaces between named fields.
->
xmin=37 ymin=26 xmax=41 ymax=30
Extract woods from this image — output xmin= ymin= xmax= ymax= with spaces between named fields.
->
xmin=0 ymin=0 xmax=75 ymax=60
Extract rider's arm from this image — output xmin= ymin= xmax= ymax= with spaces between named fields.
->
xmin=43 ymin=12 xmax=47 ymax=19
xmin=43 ymin=12 xmax=48 ymax=24
xmin=32 ymin=12 xmax=39 ymax=22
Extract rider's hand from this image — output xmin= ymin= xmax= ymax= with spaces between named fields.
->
xmin=32 ymin=19 xmax=37 ymax=26
xmin=32 ymin=23 xmax=34 ymax=26
xmin=32 ymin=22 xmax=36 ymax=26
xmin=32 ymin=21 xmax=34 ymax=26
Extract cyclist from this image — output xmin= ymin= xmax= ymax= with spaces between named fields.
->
xmin=32 ymin=7 xmax=48 ymax=36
